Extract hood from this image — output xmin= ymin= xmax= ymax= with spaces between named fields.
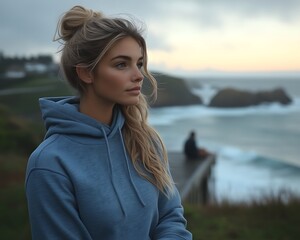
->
xmin=39 ymin=96 xmax=145 ymax=216
xmin=40 ymin=96 xmax=125 ymax=141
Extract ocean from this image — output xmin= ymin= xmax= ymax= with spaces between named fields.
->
xmin=149 ymin=75 xmax=300 ymax=203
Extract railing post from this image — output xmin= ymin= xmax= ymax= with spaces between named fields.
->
xmin=182 ymin=155 xmax=215 ymax=205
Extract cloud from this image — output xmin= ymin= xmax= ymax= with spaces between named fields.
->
xmin=1 ymin=0 xmax=299 ymax=54
xmin=0 ymin=0 xmax=164 ymax=56
xmin=213 ymin=0 xmax=300 ymax=21
xmin=146 ymin=32 xmax=173 ymax=52
xmin=148 ymin=0 xmax=300 ymax=29
xmin=0 ymin=0 xmax=299 ymax=72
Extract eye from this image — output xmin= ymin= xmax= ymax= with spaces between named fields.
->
xmin=115 ymin=62 xmax=127 ymax=69
xmin=137 ymin=62 xmax=144 ymax=69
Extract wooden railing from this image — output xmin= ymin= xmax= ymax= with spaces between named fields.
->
xmin=180 ymin=155 xmax=215 ymax=205
xmin=168 ymin=152 xmax=216 ymax=205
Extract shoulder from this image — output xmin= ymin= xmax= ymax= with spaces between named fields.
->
xmin=26 ymin=134 xmax=69 ymax=177
xmin=28 ymin=134 xmax=60 ymax=165
xmin=25 ymin=134 xmax=73 ymax=190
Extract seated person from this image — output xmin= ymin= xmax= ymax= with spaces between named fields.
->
xmin=184 ymin=131 xmax=210 ymax=160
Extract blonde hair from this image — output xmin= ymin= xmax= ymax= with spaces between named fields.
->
xmin=54 ymin=6 xmax=174 ymax=195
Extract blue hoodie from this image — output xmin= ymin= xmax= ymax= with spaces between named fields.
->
xmin=25 ymin=96 xmax=192 ymax=240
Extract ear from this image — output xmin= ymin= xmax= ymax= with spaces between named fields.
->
xmin=76 ymin=65 xmax=93 ymax=84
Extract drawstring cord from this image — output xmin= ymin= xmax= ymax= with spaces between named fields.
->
xmin=101 ymin=127 xmax=127 ymax=217
xmin=118 ymin=128 xmax=146 ymax=207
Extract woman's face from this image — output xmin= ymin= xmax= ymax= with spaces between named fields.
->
xmin=91 ymin=36 xmax=144 ymax=107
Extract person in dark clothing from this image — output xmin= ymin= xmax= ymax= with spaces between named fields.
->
xmin=184 ymin=131 xmax=210 ymax=160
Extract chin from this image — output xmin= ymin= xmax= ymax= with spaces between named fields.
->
xmin=121 ymin=98 xmax=140 ymax=106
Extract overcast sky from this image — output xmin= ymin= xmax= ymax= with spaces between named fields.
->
xmin=1 ymin=0 xmax=300 ymax=76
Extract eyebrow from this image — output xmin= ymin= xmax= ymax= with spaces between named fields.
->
xmin=111 ymin=55 xmax=143 ymax=62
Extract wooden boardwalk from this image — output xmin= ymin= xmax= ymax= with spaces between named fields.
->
xmin=168 ymin=152 xmax=216 ymax=204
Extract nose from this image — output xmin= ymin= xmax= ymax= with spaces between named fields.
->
xmin=132 ymin=67 xmax=144 ymax=82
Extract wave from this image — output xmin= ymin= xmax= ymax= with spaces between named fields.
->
xmin=215 ymin=143 xmax=300 ymax=169
xmin=213 ymin=143 xmax=300 ymax=201
xmin=216 ymin=145 xmax=258 ymax=162
xmin=149 ymin=97 xmax=300 ymax=126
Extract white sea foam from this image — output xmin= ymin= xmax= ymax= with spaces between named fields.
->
xmin=214 ymin=146 xmax=300 ymax=203
xmin=149 ymin=97 xmax=300 ymax=126
xmin=191 ymin=84 xmax=217 ymax=105
xmin=217 ymin=145 xmax=258 ymax=162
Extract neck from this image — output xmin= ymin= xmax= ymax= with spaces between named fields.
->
xmin=79 ymin=94 xmax=114 ymax=125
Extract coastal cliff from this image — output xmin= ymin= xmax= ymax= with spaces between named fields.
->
xmin=143 ymin=73 xmax=202 ymax=107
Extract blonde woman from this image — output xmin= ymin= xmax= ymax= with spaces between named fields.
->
xmin=25 ymin=5 xmax=192 ymax=240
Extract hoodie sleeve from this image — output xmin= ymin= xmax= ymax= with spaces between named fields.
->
xmin=26 ymin=169 xmax=93 ymax=240
xmin=153 ymin=188 xmax=193 ymax=240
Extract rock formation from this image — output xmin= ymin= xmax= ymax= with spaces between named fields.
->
xmin=209 ymin=87 xmax=292 ymax=108
xmin=143 ymin=73 xmax=202 ymax=107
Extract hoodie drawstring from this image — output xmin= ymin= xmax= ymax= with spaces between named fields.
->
xmin=118 ymin=128 xmax=146 ymax=207
xmin=100 ymin=127 xmax=146 ymax=219
xmin=101 ymin=127 xmax=127 ymax=217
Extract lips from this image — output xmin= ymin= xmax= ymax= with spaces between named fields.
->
xmin=126 ymin=86 xmax=141 ymax=91
xmin=125 ymin=86 xmax=141 ymax=96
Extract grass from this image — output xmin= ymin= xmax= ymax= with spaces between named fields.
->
xmin=0 ymin=76 xmax=73 ymax=117
xmin=0 ymin=154 xmax=31 ymax=239
xmin=185 ymin=198 xmax=300 ymax=240
xmin=0 ymin=77 xmax=71 ymax=238
xmin=0 ymin=105 xmax=42 ymax=154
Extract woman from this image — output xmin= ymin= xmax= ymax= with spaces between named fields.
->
xmin=25 ymin=5 xmax=192 ymax=240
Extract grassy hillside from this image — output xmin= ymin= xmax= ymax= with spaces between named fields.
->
xmin=0 ymin=76 xmax=69 ymax=238
xmin=185 ymin=198 xmax=300 ymax=240
xmin=0 ymin=107 xmax=36 ymax=238
xmin=0 ymin=153 xmax=31 ymax=239
xmin=0 ymin=105 xmax=40 ymax=154
xmin=0 ymin=76 xmax=73 ymax=118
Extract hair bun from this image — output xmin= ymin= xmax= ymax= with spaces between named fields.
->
xmin=57 ymin=5 xmax=102 ymax=42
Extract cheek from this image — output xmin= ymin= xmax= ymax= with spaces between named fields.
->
xmin=96 ymin=70 xmax=125 ymax=91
